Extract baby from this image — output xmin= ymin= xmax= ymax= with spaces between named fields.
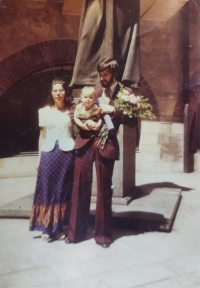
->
xmin=74 ymin=86 xmax=102 ymax=131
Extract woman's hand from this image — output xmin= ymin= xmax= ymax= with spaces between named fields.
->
xmin=36 ymin=158 xmax=40 ymax=171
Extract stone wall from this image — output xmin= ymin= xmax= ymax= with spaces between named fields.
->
xmin=0 ymin=156 xmax=38 ymax=178
xmin=187 ymin=0 xmax=200 ymax=133
xmin=194 ymin=152 xmax=200 ymax=172
xmin=187 ymin=0 xmax=200 ymax=171
xmin=140 ymin=2 xmax=188 ymax=122
xmin=0 ymin=1 xmax=79 ymax=62
xmin=0 ymin=0 xmax=199 ymax=173
xmin=0 ymin=0 xmax=192 ymax=121
xmin=0 ymin=39 xmax=77 ymax=95
xmin=136 ymin=121 xmax=184 ymax=172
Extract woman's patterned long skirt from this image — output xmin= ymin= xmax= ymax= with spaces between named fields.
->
xmin=29 ymin=142 xmax=75 ymax=236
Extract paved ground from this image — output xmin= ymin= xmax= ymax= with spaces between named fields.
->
xmin=0 ymin=171 xmax=200 ymax=288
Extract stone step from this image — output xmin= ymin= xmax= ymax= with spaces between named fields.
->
xmin=111 ymin=187 xmax=182 ymax=232
xmin=0 ymin=187 xmax=181 ymax=232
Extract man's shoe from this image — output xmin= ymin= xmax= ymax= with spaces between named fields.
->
xmin=98 ymin=243 xmax=110 ymax=248
xmin=65 ymin=237 xmax=73 ymax=244
xmin=102 ymin=243 xmax=110 ymax=248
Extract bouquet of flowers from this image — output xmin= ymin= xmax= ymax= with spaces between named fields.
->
xmin=114 ymin=83 xmax=155 ymax=119
xmin=95 ymin=83 xmax=155 ymax=150
xmin=95 ymin=124 xmax=108 ymax=150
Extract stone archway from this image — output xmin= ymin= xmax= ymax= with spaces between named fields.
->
xmin=0 ymin=39 xmax=77 ymax=157
xmin=0 ymin=39 xmax=77 ymax=96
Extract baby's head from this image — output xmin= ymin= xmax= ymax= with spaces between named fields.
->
xmin=80 ymin=86 xmax=95 ymax=106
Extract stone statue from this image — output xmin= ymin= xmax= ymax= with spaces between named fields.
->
xmin=69 ymin=0 xmax=140 ymax=89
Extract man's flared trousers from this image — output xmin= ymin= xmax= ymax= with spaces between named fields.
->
xmin=68 ymin=139 xmax=115 ymax=245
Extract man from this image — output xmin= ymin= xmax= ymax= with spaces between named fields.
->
xmin=66 ymin=58 xmax=137 ymax=248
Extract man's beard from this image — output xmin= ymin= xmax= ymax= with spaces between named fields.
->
xmin=101 ymin=75 xmax=114 ymax=88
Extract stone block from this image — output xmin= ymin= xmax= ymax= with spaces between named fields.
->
xmin=136 ymin=152 xmax=142 ymax=172
xmin=158 ymin=133 xmax=183 ymax=144
xmin=156 ymin=162 xmax=173 ymax=172
xmin=92 ymin=125 xmax=136 ymax=203
xmin=172 ymin=123 xmax=184 ymax=134
xmin=158 ymin=133 xmax=171 ymax=144
xmin=140 ymin=161 xmax=158 ymax=172
xmin=0 ymin=184 xmax=182 ymax=234
xmin=139 ymin=133 xmax=158 ymax=145
xmin=138 ymin=152 xmax=160 ymax=163
xmin=156 ymin=161 xmax=182 ymax=173
xmin=0 ymin=156 xmax=37 ymax=178
xmin=160 ymin=122 xmax=172 ymax=133
xmin=170 ymin=162 xmax=183 ymax=172
xmin=140 ymin=143 xmax=161 ymax=154
xmin=139 ymin=161 xmax=182 ymax=173
xmin=194 ymin=152 xmax=200 ymax=172
xmin=160 ymin=138 xmax=183 ymax=162
xmin=141 ymin=120 xmax=161 ymax=134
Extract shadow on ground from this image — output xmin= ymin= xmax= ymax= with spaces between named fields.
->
xmin=0 ymin=181 xmax=191 ymax=243
xmin=135 ymin=182 xmax=192 ymax=199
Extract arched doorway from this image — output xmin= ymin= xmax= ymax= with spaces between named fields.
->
xmin=0 ymin=38 xmax=77 ymax=158
xmin=0 ymin=65 xmax=73 ymax=158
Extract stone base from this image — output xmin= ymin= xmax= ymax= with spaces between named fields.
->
xmin=194 ymin=151 xmax=200 ymax=172
xmin=110 ymin=187 xmax=182 ymax=232
xmin=91 ymin=186 xmax=140 ymax=205
xmin=91 ymin=195 xmax=133 ymax=205
xmin=0 ymin=195 xmax=32 ymax=218
xmin=136 ymin=121 xmax=184 ymax=173
xmin=0 ymin=187 xmax=181 ymax=232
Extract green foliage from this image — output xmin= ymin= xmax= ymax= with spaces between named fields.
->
xmin=95 ymin=124 xmax=108 ymax=150
xmin=95 ymin=83 xmax=155 ymax=150
xmin=114 ymin=83 xmax=155 ymax=119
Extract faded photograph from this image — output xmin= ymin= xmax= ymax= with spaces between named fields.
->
xmin=0 ymin=0 xmax=200 ymax=287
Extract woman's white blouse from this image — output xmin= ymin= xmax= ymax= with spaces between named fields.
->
xmin=39 ymin=106 xmax=74 ymax=152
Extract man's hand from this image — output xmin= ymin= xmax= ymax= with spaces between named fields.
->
xmin=99 ymin=104 xmax=115 ymax=114
xmin=93 ymin=122 xmax=101 ymax=131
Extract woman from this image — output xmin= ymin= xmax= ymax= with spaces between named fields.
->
xmin=29 ymin=78 xmax=75 ymax=241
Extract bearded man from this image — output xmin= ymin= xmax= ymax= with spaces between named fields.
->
xmin=66 ymin=58 xmax=137 ymax=248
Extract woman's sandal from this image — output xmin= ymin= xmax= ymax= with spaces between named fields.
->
xmin=58 ymin=234 xmax=65 ymax=240
xmin=41 ymin=233 xmax=50 ymax=241
xmin=56 ymin=232 xmax=65 ymax=240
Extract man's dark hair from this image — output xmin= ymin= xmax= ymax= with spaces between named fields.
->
xmin=97 ymin=58 xmax=119 ymax=76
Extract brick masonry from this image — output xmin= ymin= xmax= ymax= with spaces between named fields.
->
xmin=0 ymin=39 xmax=77 ymax=97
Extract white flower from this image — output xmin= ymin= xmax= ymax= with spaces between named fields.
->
xmin=129 ymin=94 xmax=141 ymax=105
xmin=123 ymin=89 xmax=129 ymax=96
xmin=121 ymin=95 xmax=130 ymax=101
xmin=136 ymin=96 xmax=141 ymax=102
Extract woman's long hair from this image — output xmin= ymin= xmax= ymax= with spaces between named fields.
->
xmin=46 ymin=78 xmax=73 ymax=108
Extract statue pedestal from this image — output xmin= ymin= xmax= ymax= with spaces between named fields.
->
xmin=91 ymin=126 xmax=136 ymax=205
